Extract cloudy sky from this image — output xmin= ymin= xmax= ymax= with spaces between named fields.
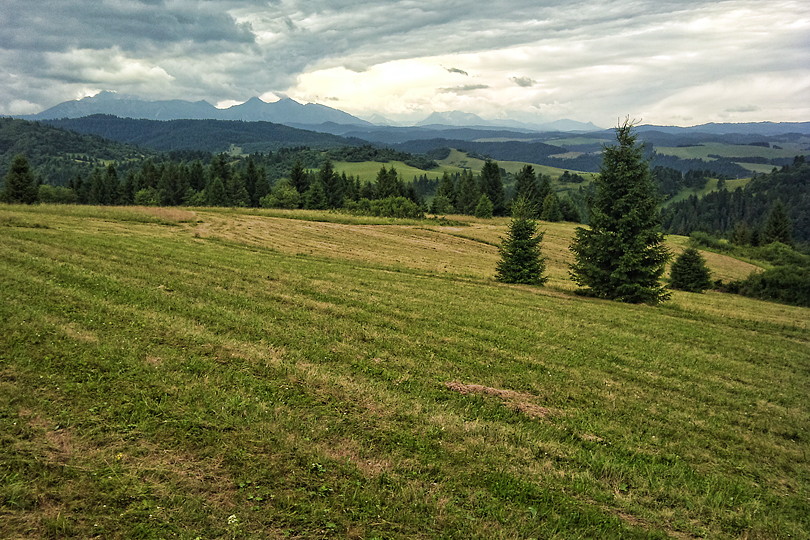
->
xmin=2 ymin=0 xmax=808 ymax=126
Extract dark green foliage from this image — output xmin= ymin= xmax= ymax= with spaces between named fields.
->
xmin=345 ymin=196 xmax=423 ymax=218
xmin=734 ymin=266 xmax=810 ymax=307
xmin=495 ymin=198 xmax=547 ymax=285
xmin=480 ymin=161 xmax=506 ymax=215
xmin=763 ymin=200 xmax=792 ymax=246
xmin=1 ymin=154 xmax=39 ymax=204
xmin=206 ymin=177 xmax=228 ymax=206
xmin=303 ymin=178 xmax=328 ymax=210
xmin=430 ymin=195 xmax=454 ymax=215
xmin=663 ymin=159 xmax=809 ymax=245
xmin=375 ymin=166 xmax=403 ymax=199
xmin=435 ymin=172 xmax=457 ymax=208
xmin=289 ymin=160 xmax=310 ymax=196
xmin=513 ymin=165 xmax=541 ymax=213
xmin=474 ymin=195 xmax=494 ymax=219
xmin=540 ymin=192 xmax=563 ymax=222
xmin=37 ymin=184 xmax=77 ymax=204
xmin=569 ymin=122 xmax=670 ymax=304
xmin=669 ymin=248 xmax=712 ymax=292
xmin=456 ymin=170 xmax=480 ymax=214
xmin=261 ymin=179 xmax=300 ymax=209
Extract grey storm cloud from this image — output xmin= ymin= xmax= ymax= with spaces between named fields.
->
xmin=511 ymin=76 xmax=536 ymax=88
xmin=0 ymin=0 xmax=808 ymax=122
xmin=440 ymin=84 xmax=490 ymax=93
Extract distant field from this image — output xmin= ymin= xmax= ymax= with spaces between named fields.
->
xmin=664 ymin=177 xmax=752 ymax=205
xmin=438 ymin=149 xmax=598 ymax=181
xmin=655 ymin=142 xmax=808 ymax=161
xmin=313 ymin=150 xmax=598 ymax=187
xmin=1 ymin=204 xmax=807 ymax=539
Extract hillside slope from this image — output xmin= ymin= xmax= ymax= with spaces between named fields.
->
xmin=1 ymin=205 xmax=807 ymax=538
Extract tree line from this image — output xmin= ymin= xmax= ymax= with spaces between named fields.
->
xmin=0 ymin=149 xmax=587 ymax=223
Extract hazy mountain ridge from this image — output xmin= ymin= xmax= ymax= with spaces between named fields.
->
xmin=20 ymin=92 xmax=371 ymax=126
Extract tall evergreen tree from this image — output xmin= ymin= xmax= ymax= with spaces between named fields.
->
xmin=1 ymin=154 xmax=38 ymax=204
xmin=304 ymin=178 xmax=328 ymax=209
xmin=436 ymin=172 xmax=458 ymax=208
xmin=495 ymin=197 xmax=547 ymax=285
xmin=763 ymin=200 xmax=793 ymax=246
xmin=479 ymin=161 xmax=505 ymax=215
xmin=540 ymin=192 xmax=563 ymax=222
xmin=376 ymin=166 xmax=402 ymax=199
xmin=474 ymin=194 xmax=494 ymax=219
xmin=289 ymin=160 xmax=309 ymax=197
xmin=513 ymin=165 xmax=540 ymax=212
xmin=569 ymin=121 xmax=670 ymax=304
xmin=456 ymin=169 xmax=480 ymax=214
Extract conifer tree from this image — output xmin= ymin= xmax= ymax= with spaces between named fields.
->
xmin=474 ymin=194 xmax=494 ymax=218
xmin=479 ymin=161 xmax=505 ymax=215
xmin=495 ymin=198 xmax=547 ymax=285
xmin=456 ymin=169 xmax=480 ymax=214
xmin=304 ymin=178 xmax=328 ymax=209
xmin=669 ymin=247 xmax=712 ymax=293
xmin=206 ymin=176 xmax=228 ymax=206
xmin=541 ymin=192 xmax=563 ymax=222
xmin=569 ymin=121 xmax=670 ymax=304
xmin=1 ymin=154 xmax=38 ymax=204
xmin=436 ymin=172 xmax=458 ymax=208
xmin=513 ymin=165 xmax=540 ymax=212
xmin=763 ymin=200 xmax=792 ymax=246
xmin=290 ymin=161 xmax=309 ymax=196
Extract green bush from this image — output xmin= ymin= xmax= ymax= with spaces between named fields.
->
xmin=736 ymin=265 xmax=810 ymax=307
xmin=345 ymin=197 xmax=424 ymax=219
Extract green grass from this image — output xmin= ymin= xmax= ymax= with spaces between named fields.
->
xmin=655 ymin=143 xmax=806 ymax=162
xmin=665 ymin=177 xmax=753 ymax=205
xmin=438 ymin=149 xmax=598 ymax=181
xmin=1 ymin=204 xmax=808 ymax=538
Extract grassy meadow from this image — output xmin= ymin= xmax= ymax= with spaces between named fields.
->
xmin=1 ymin=204 xmax=808 ymax=539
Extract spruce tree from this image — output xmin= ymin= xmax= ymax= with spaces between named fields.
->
xmin=495 ymin=198 xmax=547 ymax=285
xmin=479 ymin=161 xmax=505 ymax=215
xmin=763 ymin=200 xmax=792 ymax=246
xmin=2 ymin=154 xmax=38 ymax=204
xmin=474 ymin=194 xmax=494 ymax=218
xmin=513 ymin=165 xmax=540 ymax=213
xmin=569 ymin=121 xmax=670 ymax=304
xmin=669 ymin=247 xmax=712 ymax=293
xmin=540 ymin=192 xmax=563 ymax=222
xmin=456 ymin=170 xmax=480 ymax=214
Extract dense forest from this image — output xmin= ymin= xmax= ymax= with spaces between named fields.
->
xmin=663 ymin=157 xmax=809 ymax=245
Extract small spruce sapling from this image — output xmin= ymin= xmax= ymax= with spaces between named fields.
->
xmin=669 ymin=247 xmax=713 ymax=293
xmin=495 ymin=197 xmax=547 ymax=285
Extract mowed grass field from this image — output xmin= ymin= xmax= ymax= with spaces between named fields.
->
xmin=1 ymin=204 xmax=808 ymax=539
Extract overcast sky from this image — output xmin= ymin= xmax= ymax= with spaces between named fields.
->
xmin=1 ymin=0 xmax=808 ymax=126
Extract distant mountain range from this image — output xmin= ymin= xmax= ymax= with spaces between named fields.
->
xmin=20 ymin=91 xmax=372 ymax=126
xmin=20 ymin=92 xmax=604 ymax=133
xmin=14 ymin=92 xmax=810 ymax=137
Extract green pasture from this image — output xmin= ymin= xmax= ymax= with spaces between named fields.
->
xmin=1 ymin=204 xmax=807 ymax=539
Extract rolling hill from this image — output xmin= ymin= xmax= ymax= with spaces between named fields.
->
xmin=1 ymin=204 xmax=807 ymax=538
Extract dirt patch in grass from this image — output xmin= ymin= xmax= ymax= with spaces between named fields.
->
xmin=320 ymin=438 xmax=393 ymax=477
xmin=444 ymin=382 xmax=555 ymax=419
xmin=136 ymin=207 xmax=198 ymax=223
